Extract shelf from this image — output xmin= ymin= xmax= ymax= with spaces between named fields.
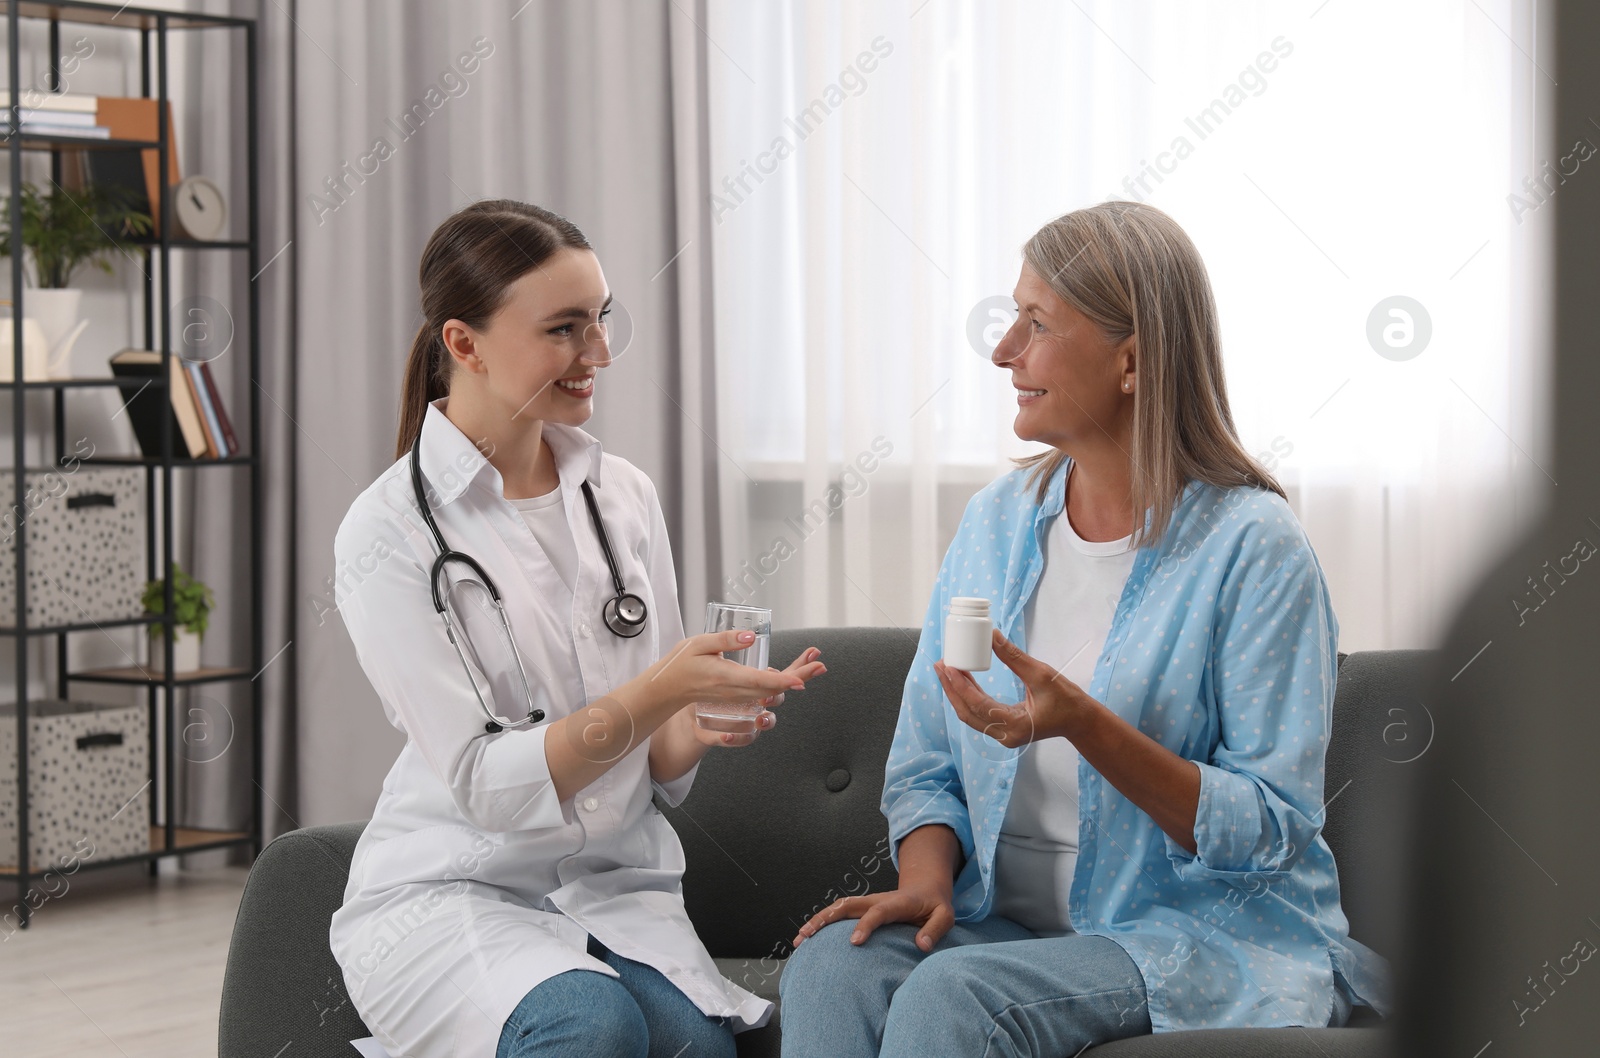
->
xmin=127 ymin=237 xmax=253 ymax=250
xmin=69 ymin=453 xmax=253 ymax=467
xmin=0 ymin=1 xmax=249 ymax=30
xmin=0 ymin=376 xmax=161 ymax=389
xmin=4 ymin=0 xmax=263 ymax=924
xmin=0 ymin=826 xmax=252 ymax=876
xmin=0 ymin=613 xmax=162 ymax=637
xmin=68 ymin=664 xmax=251 ymax=686
xmin=2 ymin=367 xmax=238 ymax=388
xmin=0 ymin=132 xmax=161 ymax=151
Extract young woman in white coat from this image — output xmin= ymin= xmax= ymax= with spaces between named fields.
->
xmin=329 ymin=200 xmax=826 ymax=1058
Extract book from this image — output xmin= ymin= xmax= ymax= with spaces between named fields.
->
xmin=183 ymin=362 xmax=217 ymax=457
xmin=184 ymin=360 xmax=226 ymax=457
xmin=56 ymin=97 xmax=178 ymax=234
xmin=91 ymin=97 xmax=180 ymax=231
xmin=83 ymin=149 xmax=150 ymax=223
xmin=2 ymin=92 xmax=99 ymax=113
xmin=18 ymin=123 xmax=111 ymax=139
xmin=18 ymin=109 xmax=96 ymax=127
xmin=168 ymin=358 xmax=209 ymax=457
xmin=196 ymin=361 xmax=238 ymax=455
xmin=108 ymin=349 xmax=208 ymax=459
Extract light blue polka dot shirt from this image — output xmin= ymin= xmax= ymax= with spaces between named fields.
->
xmin=881 ymin=457 xmax=1393 ymax=1032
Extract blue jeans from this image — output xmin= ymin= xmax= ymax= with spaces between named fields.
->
xmin=779 ymin=915 xmax=1152 ymax=1058
xmin=495 ymin=935 xmax=735 ymax=1058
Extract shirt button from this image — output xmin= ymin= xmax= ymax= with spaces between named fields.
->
xmin=579 ymin=623 xmax=593 ymax=638
xmin=581 ymin=797 xmax=600 ymax=812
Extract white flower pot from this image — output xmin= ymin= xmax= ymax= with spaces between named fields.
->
xmin=147 ymin=626 xmax=201 ymax=674
xmin=23 ymin=287 xmax=88 ymax=378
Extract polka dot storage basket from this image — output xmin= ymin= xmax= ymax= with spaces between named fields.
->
xmin=0 ymin=699 xmax=150 ymax=872
xmin=0 ymin=465 xmax=145 ymax=630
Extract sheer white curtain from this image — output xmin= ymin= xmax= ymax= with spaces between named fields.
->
xmin=705 ymin=0 xmax=1551 ymax=651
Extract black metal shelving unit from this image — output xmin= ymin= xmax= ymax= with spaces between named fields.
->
xmin=2 ymin=0 xmax=259 ymax=929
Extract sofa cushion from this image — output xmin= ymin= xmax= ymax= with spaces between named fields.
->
xmin=219 ymin=820 xmax=373 ymax=1058
xmin=1319 ymin=649 xmax=1433 ymax=958
xmin=1086 ymin=1025 xmax=1391 ymax=1056
xmin=659 ymin=626 xmax=915 ymax=959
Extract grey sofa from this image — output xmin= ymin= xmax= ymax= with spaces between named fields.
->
xmin=221 ymin=627 xmax=1419 ymax=1057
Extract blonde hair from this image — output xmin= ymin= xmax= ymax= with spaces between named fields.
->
xmin=1013 ymin=201 xmax=1284 ymax=547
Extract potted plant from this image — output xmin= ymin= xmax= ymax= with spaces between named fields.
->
xmin=0 ymin=181 xmax=153 ymax=375
xmin=141 ymin=562 xmax=216 ymax=673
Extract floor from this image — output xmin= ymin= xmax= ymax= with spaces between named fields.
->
xmin=0 ymin=859 xmax=250 ymax=1058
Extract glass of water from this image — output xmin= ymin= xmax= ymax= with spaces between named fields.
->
xmin=695 ymin=602 xmax=772 ymax=731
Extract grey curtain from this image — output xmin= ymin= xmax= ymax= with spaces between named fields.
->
xmin=171 ymin=0 xmax=298 ymax=859
xmin=665 ymin=0 xmax=724 ymax=633
xmin=289 ymin=0 xmax=721 ymax=828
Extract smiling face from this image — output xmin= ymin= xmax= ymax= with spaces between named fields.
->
xmin=440 ymin=246 xmax=613 ymax=425
xmin=991 ymin=262 xmax=1136 ymax=450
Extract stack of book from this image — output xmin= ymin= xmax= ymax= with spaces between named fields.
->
xmin=5 ymin=92 xmax=111 ymax=139
xmin=109 ymin=349 xmax=238 ymax=459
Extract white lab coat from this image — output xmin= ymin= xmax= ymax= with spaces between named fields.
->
xmin=328 ymin=397 xmax=770 ymax=1058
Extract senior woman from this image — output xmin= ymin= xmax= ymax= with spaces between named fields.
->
xmin=779 ymin=202 xmax=1392 ymax=1057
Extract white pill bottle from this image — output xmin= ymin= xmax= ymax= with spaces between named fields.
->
xmin=943 ymin=596 xmax=993 ymax=671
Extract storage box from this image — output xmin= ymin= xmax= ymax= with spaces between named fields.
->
xmin=0 ymin=466 xmax=146 ymax=629
xmin=0 ymin=699 xmax=149 ymax=871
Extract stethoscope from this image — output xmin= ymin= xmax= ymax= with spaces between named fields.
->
xmin=409 ymin=432 xmax=649 ymax=733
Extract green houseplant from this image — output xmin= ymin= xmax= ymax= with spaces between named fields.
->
xmin=0 ymin=180 xmax=154 ymax=288
xmin=0 ymin=181 xmax=153 ymax=380
xmin=141 ymin=562 xmax=216 ymax=673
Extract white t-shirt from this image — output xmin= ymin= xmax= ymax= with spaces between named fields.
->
xmin=508 ymin=485 xmax=579 ymax=596
xmin=992 ymin=472 xmax=1136 ymax=936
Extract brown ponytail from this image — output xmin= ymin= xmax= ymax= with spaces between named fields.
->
xmin=397 ymin=321 xmax=449 ymax=457
xmin=395 ymin=199 xmax=592 ymax=459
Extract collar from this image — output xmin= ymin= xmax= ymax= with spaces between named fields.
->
xmin=1030 ymin=453 xmax=1207 ymax=544
xmin=1027 ymin=454 xmax=1071 ymax=551
xmin=415 ymin=397 xmax=605 ymax=508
